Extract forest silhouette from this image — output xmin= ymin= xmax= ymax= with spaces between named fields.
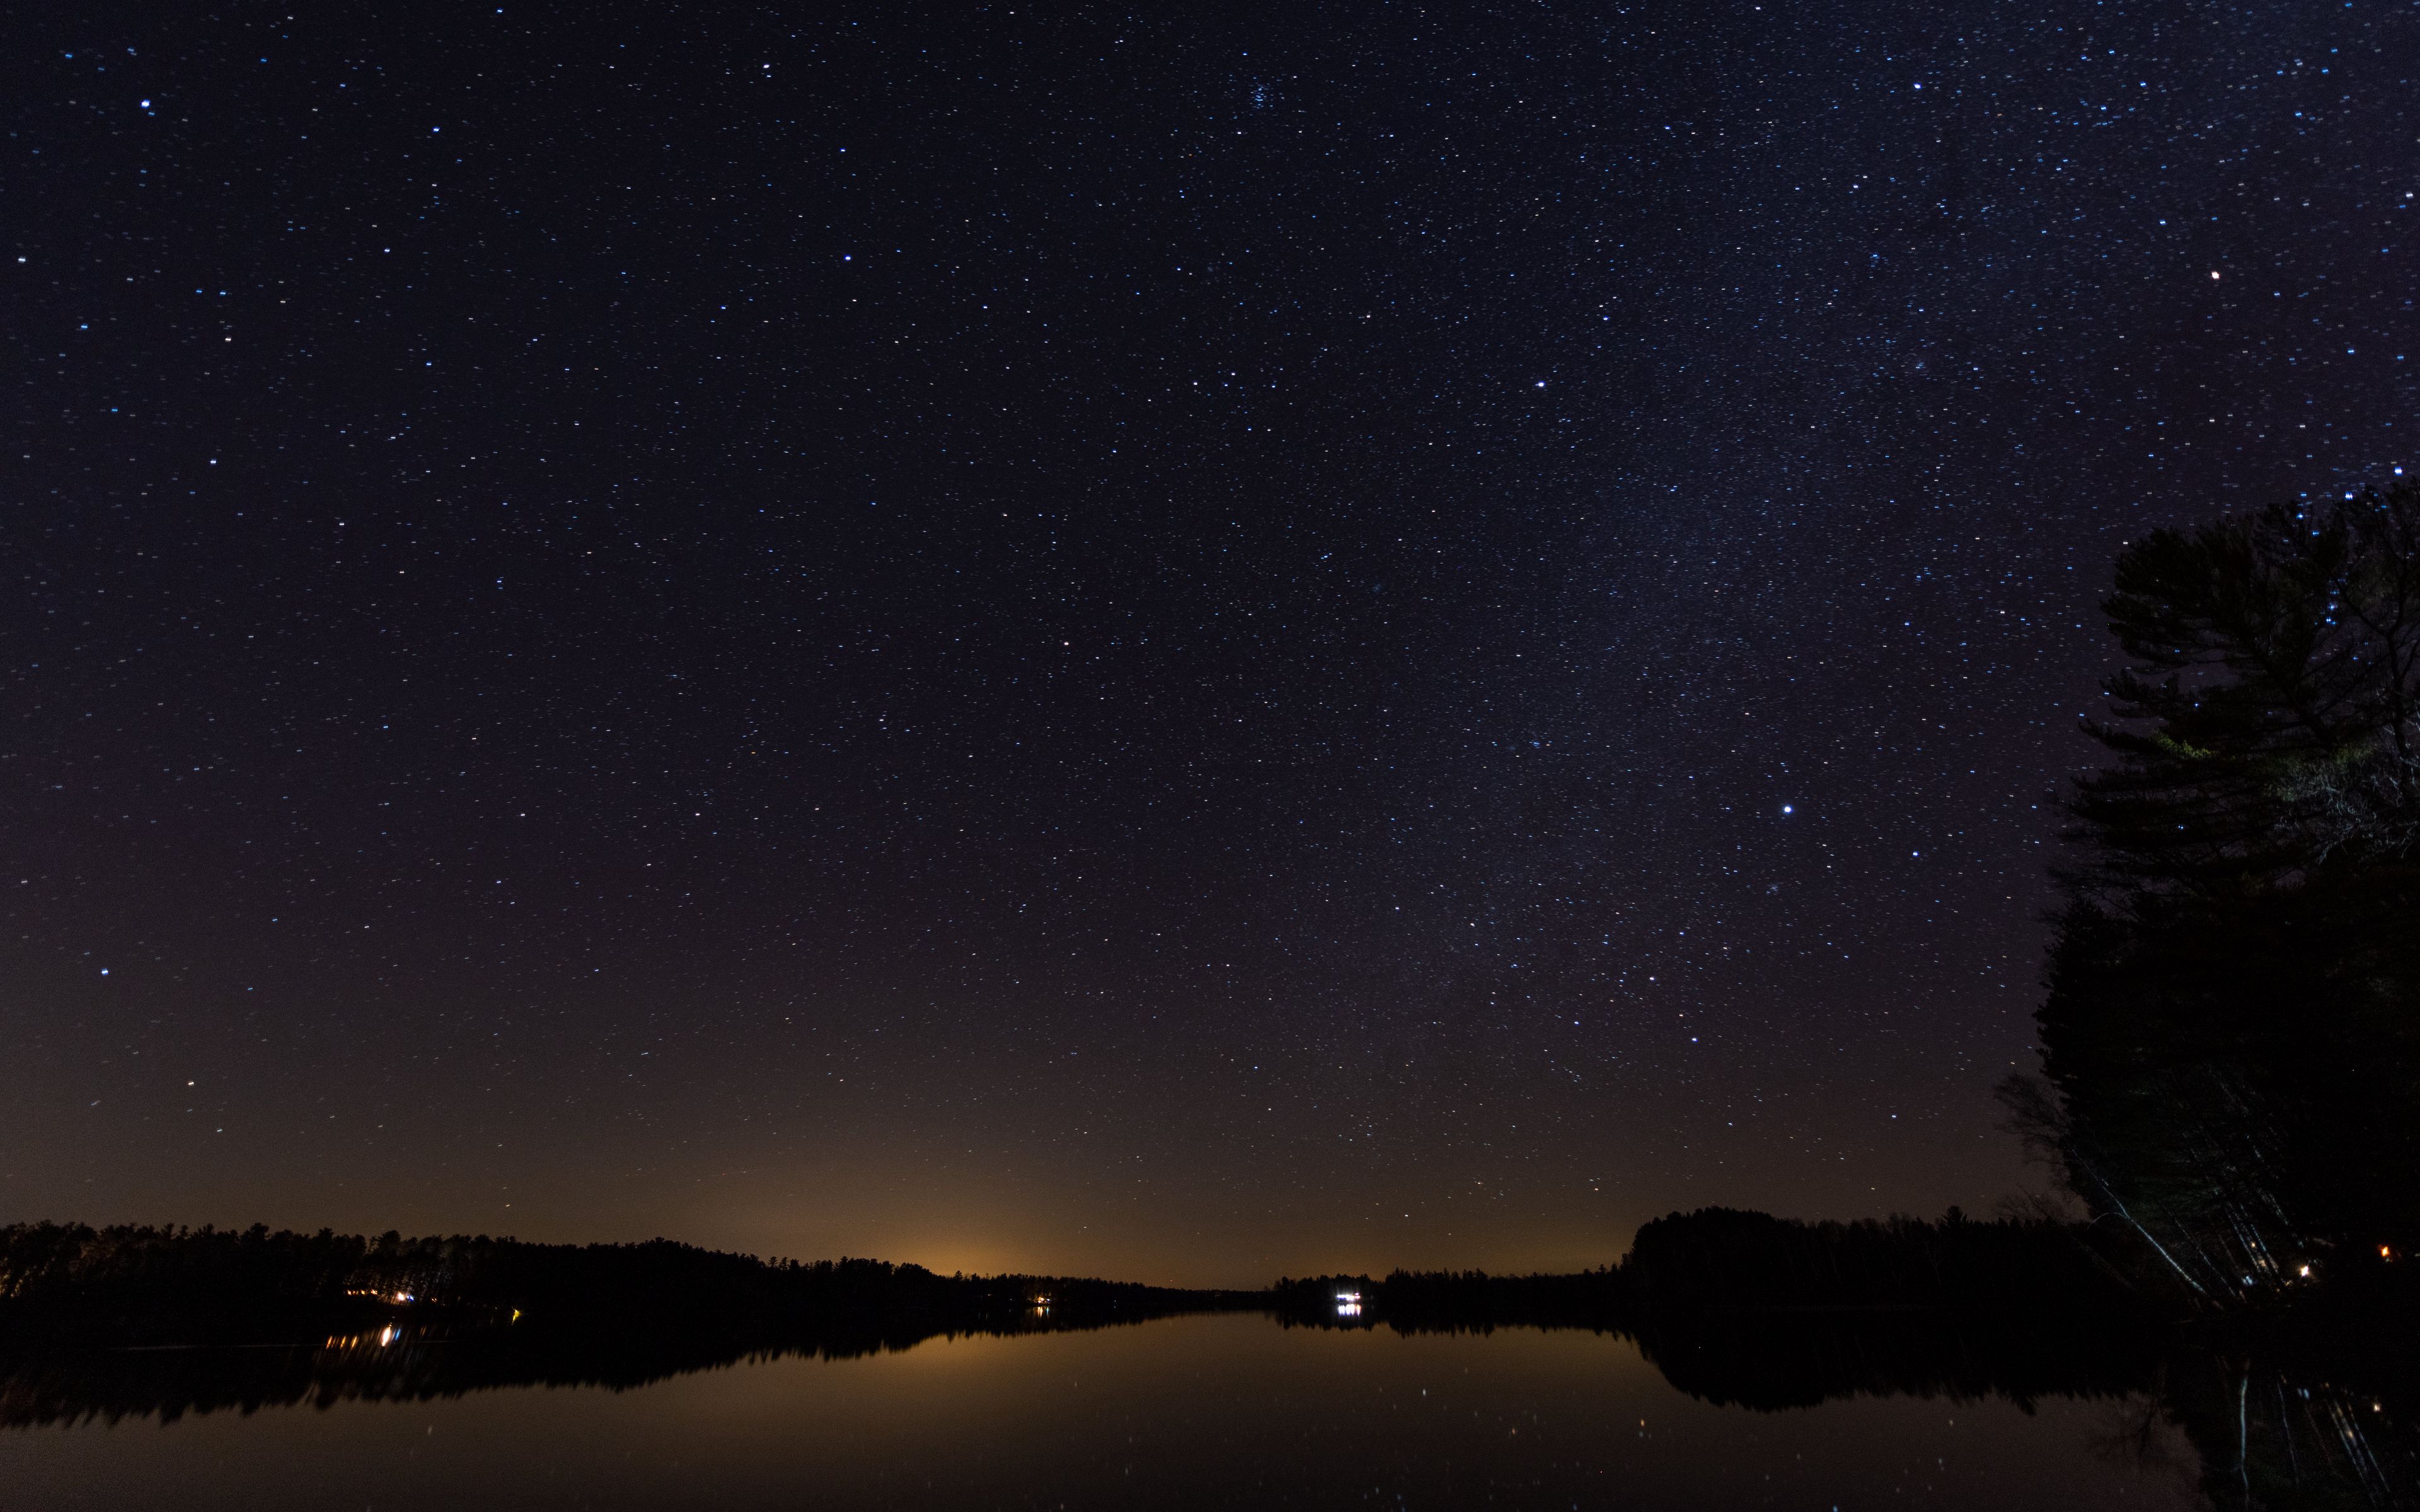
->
xmin=2011 ymin=482 xmax=2420 ymax=1300
xmin=8 ymin=1208 xmax=2414 ymax=1506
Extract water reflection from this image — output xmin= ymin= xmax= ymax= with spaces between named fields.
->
xmin=1645 ymin=1311 xmax=2417 ymax=1508
xmin=0 ymin=1314 xmax=2200 ymax=1512
xmin=3 ymin=1303 xmax=2412 ymax=1508
xmin=0 ymin=1310 xmax=1139 ymax=1430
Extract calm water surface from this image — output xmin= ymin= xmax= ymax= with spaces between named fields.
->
xmin=1 ymin=1314 xmax=2201 ymax=1509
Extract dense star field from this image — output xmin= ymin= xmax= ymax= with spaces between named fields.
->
xmin=5 ymin=3 xmax=2412 ymax=1283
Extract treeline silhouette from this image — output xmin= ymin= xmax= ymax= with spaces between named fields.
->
xmin=1268 ymin=1266 xmax=1624 ymax=1334
xmin=1267 ymin=1209 xmax=2415 ymax=1506
xmin=1622 ymin=1206 xmax=2149 ymax=1315
xmin=0 ymin=1313 xmax=1183 ymax=1430
xmin=10 ymin=1207 xmax=2418 ymax=1504
xmin=1272 ymin=1206 xmax=2149 ymax=1335
xmin=0 ymin=1220 xmax=1248 ymax=1349
xmin=2014 ymin=482 xmax=2420 ymax=1302
xmin=1615 ymin=1208 xmax=2167 ymax=1414
xmin=4 ymin=1206 xmax=2163 ymax=1356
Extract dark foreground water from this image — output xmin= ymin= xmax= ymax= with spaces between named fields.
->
xmin=0 ymin=1313 xmax=2209 ymax=1511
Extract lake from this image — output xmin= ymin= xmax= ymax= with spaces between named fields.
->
xmin=0 ymin=1312 xmax=2204 ymax=1509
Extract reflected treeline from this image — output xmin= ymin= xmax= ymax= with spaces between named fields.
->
xmin=1631 ymin=1305 xmax=2160 ymax=1411
xmin=1278 ymin=1207 xmax=2420 ymax=1508
xmin=0 ymin=1220 xmax=1260 ymax=1429
xmin=7 ymin=1208 xmax=2418 ymax=1504
xmin=1634 ymin=1284 xmax=2420 ymax=1511
xmin=2014 ymin=484 xmax=2420 ymax=1302
xmin=0 ymin=1219 xmax=1262 ymax=1433
xmin=0 ymin=1310 xmax=1187 ymax=1430
xmin=1622 ymin=1213 xmax=2420 ymax=1508
xmin=1618 ymin=1208 xmax=2167 ymax=1409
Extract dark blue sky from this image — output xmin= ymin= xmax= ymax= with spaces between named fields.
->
xmin=5 ymin=1 xmax=2412 ymax=1282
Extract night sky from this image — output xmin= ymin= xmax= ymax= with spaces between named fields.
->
xmin=6 ymin=3 xmax=2412 ymax=1285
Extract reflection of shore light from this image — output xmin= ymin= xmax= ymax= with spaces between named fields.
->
xmin=378 ymin=1325 xmax=397 ymax=1346
xmin=1335 ymin=1289 xmax=1363 ymax=1317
